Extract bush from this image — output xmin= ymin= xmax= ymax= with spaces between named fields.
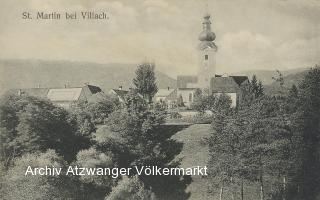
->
xmin=105 ymin=176 xmax=156 ymax=200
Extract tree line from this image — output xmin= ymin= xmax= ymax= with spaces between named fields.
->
xmin=207 ymin=67 xmax=320 ymax=200
xmin=0 ymin=63 xmax=168 ymax=200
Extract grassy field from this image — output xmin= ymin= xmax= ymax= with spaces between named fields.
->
xmin=171 ymin=124 xmax=212 ymax=200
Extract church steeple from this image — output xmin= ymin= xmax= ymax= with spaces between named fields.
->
xmin=197 ymin=12 xmax=217 ymax=90
xmin=198 ymin=14 xmax=217 ymax=51
xmin=199 ymin=14 xmax=216 ymax=42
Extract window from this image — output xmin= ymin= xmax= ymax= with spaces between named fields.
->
xmin=205 ymin=55 xmax=208 ymax=60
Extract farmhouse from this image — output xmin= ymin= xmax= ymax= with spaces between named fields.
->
xmin=12 ymin=84 xmax=103 ymax=108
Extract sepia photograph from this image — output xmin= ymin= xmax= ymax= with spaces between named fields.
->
xmin=0 ymin=0 xmax=319 ymax=199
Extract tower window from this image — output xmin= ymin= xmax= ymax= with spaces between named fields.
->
xmin=205 ymin=55 xmax=208 ymax=60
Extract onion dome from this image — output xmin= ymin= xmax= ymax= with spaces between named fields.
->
xmin=198 ymin=14 xmax=216 ymax=42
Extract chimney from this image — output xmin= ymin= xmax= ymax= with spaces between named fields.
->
xmin=119 ymin=86 xmax=122 ymax=90
xmin=167 ymin=86 xmax=170 ymax=90
xmin=64 ymin=84 xmax=67 ymax=88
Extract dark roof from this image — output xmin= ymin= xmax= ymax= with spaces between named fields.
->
xmin=177 ymin=75 xmax=198 ymax=88
xmin=81 ymin=85 xmax=102 ymax=100
xmin=86 ymin=85 xmax=102 ymax=94
xmin=229 ymin=76 xmax=249 ymax=86
xmin=210 ymin=77 xmax=242 ymax=93
xmin=214 ymin=75 xmax=249 ymax=86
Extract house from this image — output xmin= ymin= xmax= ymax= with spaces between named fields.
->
xmin=177 ymin=76 xmax=198 ymax=88
xmin=11 ymin=84 xmax=103 ymax=108
xmin=176 ymin=88 xmax=198 ymax=108
xmin=109 ymin=87 xmax=129 ymax=103
xmin=154 ymin=87 xmax=177 ymax=108
xmin=210 ymin=74 xmax=249 ymax=107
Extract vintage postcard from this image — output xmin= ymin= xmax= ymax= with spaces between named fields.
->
xmin=0 ymin=0 xmax=319 ymax=199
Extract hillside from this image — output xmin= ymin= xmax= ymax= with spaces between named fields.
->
xmin=0 ymin=59 xmax=176 ymax=94
xmin=233 ymin=68 xmax=309 ymax=85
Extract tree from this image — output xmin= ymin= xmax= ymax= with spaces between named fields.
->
xmin=105 ymin=176 xmax=156 ymax=200
xmin=250 ymin=75 xmax=264 ymax=98
xmin=133 ymin=63 xmax=158 ymax=103
xmin=209 ymin=95 xmax=303 ymax=200
xmin=93 ymin=90 xmax=165 ymax=168
xmin=0 ymin=150 xmax=80 ymax=200
xmin=292 ymin=66 xmax=320 ymax=199
xmin=272 ymin=70 xmax=285 ymax=88
xmin=71 ymin=93 xmax=119 ymax=125
xmin=76 ymin=148 xmax=116 ymax=187
xmin=192 ymin=93 xmax=232 ymax=115
xmin=0 ymin=94 xmax=81 ymax=165
xmin=257 ymin=81 xmax=264 ymax=98
xmin=251 ymin=75 xmax=259 ymax=95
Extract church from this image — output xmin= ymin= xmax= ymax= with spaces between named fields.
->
xmin=156 ymin=13 xmax=249 ymax=108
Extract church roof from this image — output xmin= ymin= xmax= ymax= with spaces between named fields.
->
xmin=198 ymin=41 xmax=218 ymax=51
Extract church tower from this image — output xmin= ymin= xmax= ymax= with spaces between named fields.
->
xmin=197 ymin=13 xmax=217 ymax=90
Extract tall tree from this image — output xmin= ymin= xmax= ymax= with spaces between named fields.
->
xmin=0 ymin=94 xmax=81 ymax=165
xmin=133 ymin=63 xmax=158 ymax=103
xmin=293 ymin=67 xmax=320 ymax=199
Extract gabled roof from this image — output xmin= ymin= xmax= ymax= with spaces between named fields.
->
xmin=211 ymin=77 xmax=243 ymax=93
xmin=47 ymin=88 xmax=83 ymax=101
xmin=155 ymin=89 xmax=175 ymax=97
xmin=12 ymin=88 xmax=49 ymax=98
xmin=86 ymin=85 xmax=102 ymax=94
xmin=229 ymin=76 xmax=249 ymax=86
xmin=177 ymin=75 xmax=198 ymax=88
xmin=109 ymin=89 xmax=129 ymax=99
xmin=10 ymin=84 xmax=103 ymax=103
xmin=215 ymin=75 xmax=249 ymax=86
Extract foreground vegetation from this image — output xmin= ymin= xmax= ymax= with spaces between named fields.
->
xmin=207 ymin=67 xmax=320 ymax=200
xmin=0 ymin=64 xmax=319 ymax=200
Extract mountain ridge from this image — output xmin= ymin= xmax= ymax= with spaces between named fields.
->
xmin=0 ymin=59 xmax=312 ymax=95
xmin=0 ymin=59 xmax=177 ymax=94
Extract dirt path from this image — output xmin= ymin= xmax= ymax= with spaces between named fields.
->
xmin=171 ymin=124 xmax=212 ymax=200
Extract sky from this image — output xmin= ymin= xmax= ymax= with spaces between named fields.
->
xmin=0 ymin=0 xmax=319 ymax=77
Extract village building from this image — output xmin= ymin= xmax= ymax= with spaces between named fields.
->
xmin=210 ymin=74 xmax=249 ymax=107
xmin=109 ymin=86 xmax=129 ymax=103
xmin=154 ymin=87 xmax=177 ymax=108
xmin=12 ymin=84 xmax=103 ymax=109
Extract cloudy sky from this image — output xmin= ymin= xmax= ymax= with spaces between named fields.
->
xmin=0 ymin=0 xmax=319 ymax=76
